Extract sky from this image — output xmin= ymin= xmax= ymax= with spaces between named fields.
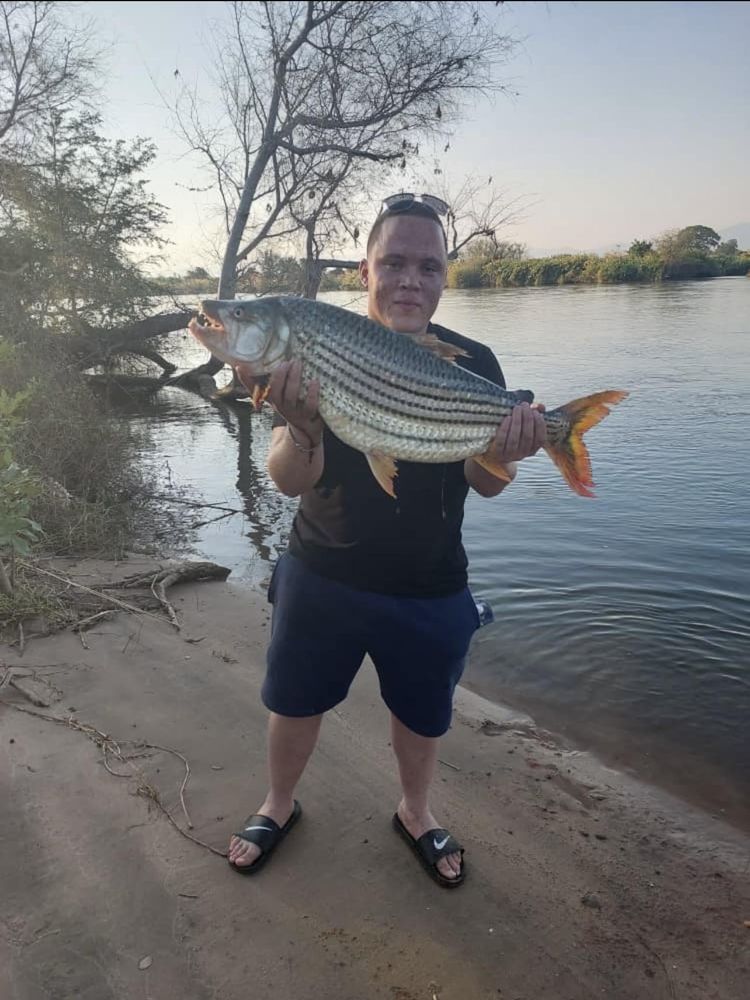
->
xmin=84 ymin=1 xmax=750 ymax=272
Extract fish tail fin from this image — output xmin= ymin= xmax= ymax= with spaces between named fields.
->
xmin=544 ymin=390 xmax=628 ymax=497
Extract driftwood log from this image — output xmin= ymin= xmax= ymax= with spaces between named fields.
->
xmin=6 ymin=560 xmax=231 ymax=647
xmin=68 ymin=311 xmax=194 ymax=370
xmin=110 ymin=562 xmax=232 ymax=630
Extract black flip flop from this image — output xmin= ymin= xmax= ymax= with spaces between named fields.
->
xmin=392 ymin=812 xmax=466 ymax=888
xmin=229 ymin=800 xmax=302 ymax=875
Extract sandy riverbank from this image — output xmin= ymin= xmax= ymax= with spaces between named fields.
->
xmin=1 ymin=555 xmax=748 ymax=1000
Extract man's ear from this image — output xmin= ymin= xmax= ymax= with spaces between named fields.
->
xmin=358 ymin=258 xmax=369 ymax=288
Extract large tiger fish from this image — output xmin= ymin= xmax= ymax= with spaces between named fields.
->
xmin=189 ymin=296 xmax=627 ymax=497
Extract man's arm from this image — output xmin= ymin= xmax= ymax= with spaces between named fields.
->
xmin=237 ymin=359 xmax=324 ymax=498
xmin=465 ymin=457 xmax=518 ymax=498
xmin=465 ymin=402 xmax=547 ymax=498
xmin=268 ymin=424 xmax=324 ymax=498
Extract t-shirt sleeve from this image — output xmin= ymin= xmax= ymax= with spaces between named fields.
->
xmin=475 ymin=343 xmax=506 ymax=389
xmin=271 ymin=410 xmax=287 ymax=429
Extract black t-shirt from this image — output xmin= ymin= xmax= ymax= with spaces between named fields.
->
xmin=273 ymin=321 xmax=506 ymax=596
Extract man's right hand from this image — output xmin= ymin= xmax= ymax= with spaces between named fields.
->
xmin=267 ymin=359 xmax=322 ymax=447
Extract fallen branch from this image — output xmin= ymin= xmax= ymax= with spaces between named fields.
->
xmin=138 ymin=494 xmax=244 ymax=515
xmin=112 ymin=562 xmax=231 ymax=591
xmin=73 ymin=610 xmax=118 ymax=632
xmin=151 ymin=573 xmax=180 ymax=630
xmin=438 ymin=758 xmax=461 ymax=771
xmin=18 ymin=562 xmax=166 ymax=624
xmin=6 ymin=561 xmax=232 ymax=646
xmin=147 ymin=742 xmax=193 ymax=828
xmin=190 ymin=510 xmax=237 ymax=530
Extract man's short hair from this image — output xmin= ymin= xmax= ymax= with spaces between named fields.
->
xmin=366 ymin=202 xmax=449 ymax=255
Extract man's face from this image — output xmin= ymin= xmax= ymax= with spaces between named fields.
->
xmin=360 ymin=214 xmax=447 ymax=335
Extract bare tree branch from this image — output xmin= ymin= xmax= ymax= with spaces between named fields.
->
xmin=178 ymin=2 xmax=514 ymax=285
xmin=428 ymin=173 xmax=532 ymax=259
xmin=0 ymin=2 xmax=96 ymax=148
xmin=170 ymin=0 xmax=518 ymax=382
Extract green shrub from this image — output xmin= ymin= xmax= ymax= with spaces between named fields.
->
xmin=0 ymin=336 xmax=141 ymax=556
xmin=446 ymin=259 xmax=487 ymax=288
xmin=596 ymin=253 xmax=664 ymax=282
xmin=715 ymin=252 xmax=750 ymax=276
xmin=661 ymin=255 xmax=721 ymax=280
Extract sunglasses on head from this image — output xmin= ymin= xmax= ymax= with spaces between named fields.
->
xmin=382 ymin=192 xmax=450 ymax=217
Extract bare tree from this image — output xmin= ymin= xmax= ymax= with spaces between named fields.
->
xmin=172 ymin=0 xmax=516 ymax=384
xmin=429 ymin=173 xmax=530 ymax=260
xmin=285 ymin=167 xmax=531 ymax=305
xmin=0 ymin=1 xmax=96 ymax=150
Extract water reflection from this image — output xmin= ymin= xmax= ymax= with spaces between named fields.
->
xmin=94 ymin=374 xmax=295 ymax=584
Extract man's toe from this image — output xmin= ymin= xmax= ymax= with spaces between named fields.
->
xmin=233 ymin=843 xmax=258 ymax=867
xmin=228 ymin=837 xmax=260 ymax=867
xmin=437 ymin=855 xmax=459 ymax=879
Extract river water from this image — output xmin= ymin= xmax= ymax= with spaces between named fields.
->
xmin=111 ymin=279 xmax=750 ymax=827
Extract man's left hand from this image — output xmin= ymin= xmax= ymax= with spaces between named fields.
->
xmin=488 ymin=401 xmax=547 ymax=464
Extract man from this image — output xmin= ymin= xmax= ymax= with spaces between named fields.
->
xmin=228 ymin=195 xmax=546 ymax=886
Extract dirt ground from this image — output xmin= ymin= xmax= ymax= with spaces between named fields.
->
xmin=1 ymin=555 xmax=749 ymax=1000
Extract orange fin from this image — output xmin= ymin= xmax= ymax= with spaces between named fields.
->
xmin=545 ymin=390 xmax=629 ymax=497
xmin=411 ymin=333 xmax=470 ymax=364
xmin=251 ymin=381 xmax=270 ymax=412
xmin=234 ymin=365 xmax=270 ymax=411
xmin=473 ymin=451 xmax=514 ymax=483
xmin=366 ymin=452 xmax=398 ymax=497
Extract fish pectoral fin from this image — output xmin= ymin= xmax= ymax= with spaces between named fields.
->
xmin=473 ymin=450 xmax=513 ymax=483
xmin=234 ymin=365 xmax=270 ymax=411
xmin=251 ymin=381 xmax=270 ymax=412
xmin=412 ymin=333 xmax=471 ymax=364
xmin=365 ymin=452 xmax=399 ymax=497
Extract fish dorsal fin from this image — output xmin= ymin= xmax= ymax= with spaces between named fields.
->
xmin=410 ymin=333 xmax=470 ymax=364
xmin=365 ymin=452 xmax=398 ymax=497
xmin=473 ymin=450 xmax=514 ymax=483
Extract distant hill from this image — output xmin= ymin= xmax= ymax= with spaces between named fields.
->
xmin=719 ymin=223 xmax=750 ymax=250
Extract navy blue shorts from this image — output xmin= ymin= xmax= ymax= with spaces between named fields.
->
xmin=262 ymin=553 xmax=480 ymax=738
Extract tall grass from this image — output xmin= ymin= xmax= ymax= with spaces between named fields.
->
xmin=478 ymin=253 xmax=667 ymax=287
xmin=448 ymin=250 xmax=749 ymax=288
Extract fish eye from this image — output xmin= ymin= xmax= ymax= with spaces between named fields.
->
xmin=233 ymin=306 xmax=244 ymax=318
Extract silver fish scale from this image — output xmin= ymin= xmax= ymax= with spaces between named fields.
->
xmin=279 ymin=297 xmax=532 ymax=462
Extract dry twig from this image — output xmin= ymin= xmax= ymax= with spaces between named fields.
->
xmin=0 ymin=700 xmax=225 ymax=857
xmin=151 ymin=573 xmax=180 ymax=631
xmin=73 ymin=610 xmax=117 ymax=632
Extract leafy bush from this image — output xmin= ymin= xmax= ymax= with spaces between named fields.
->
xmin=446 ymin=259 xmax=487 ymax=288
xmin=596 ymin=253 xmax=664 ymax=283
xmin=484 ymin=254 xmax=597 ymax=286
xmin=0 ymin=337 xmax=141 ymax=557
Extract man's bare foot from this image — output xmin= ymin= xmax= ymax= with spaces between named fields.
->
xmin=396 ymin=800 xmax=463 ymax=880
xmin=228 ymin=797 xmax=295 ymax=868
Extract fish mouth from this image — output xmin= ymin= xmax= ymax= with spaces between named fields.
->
xmin=189 ymin=300 xmax=225 ymax=340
